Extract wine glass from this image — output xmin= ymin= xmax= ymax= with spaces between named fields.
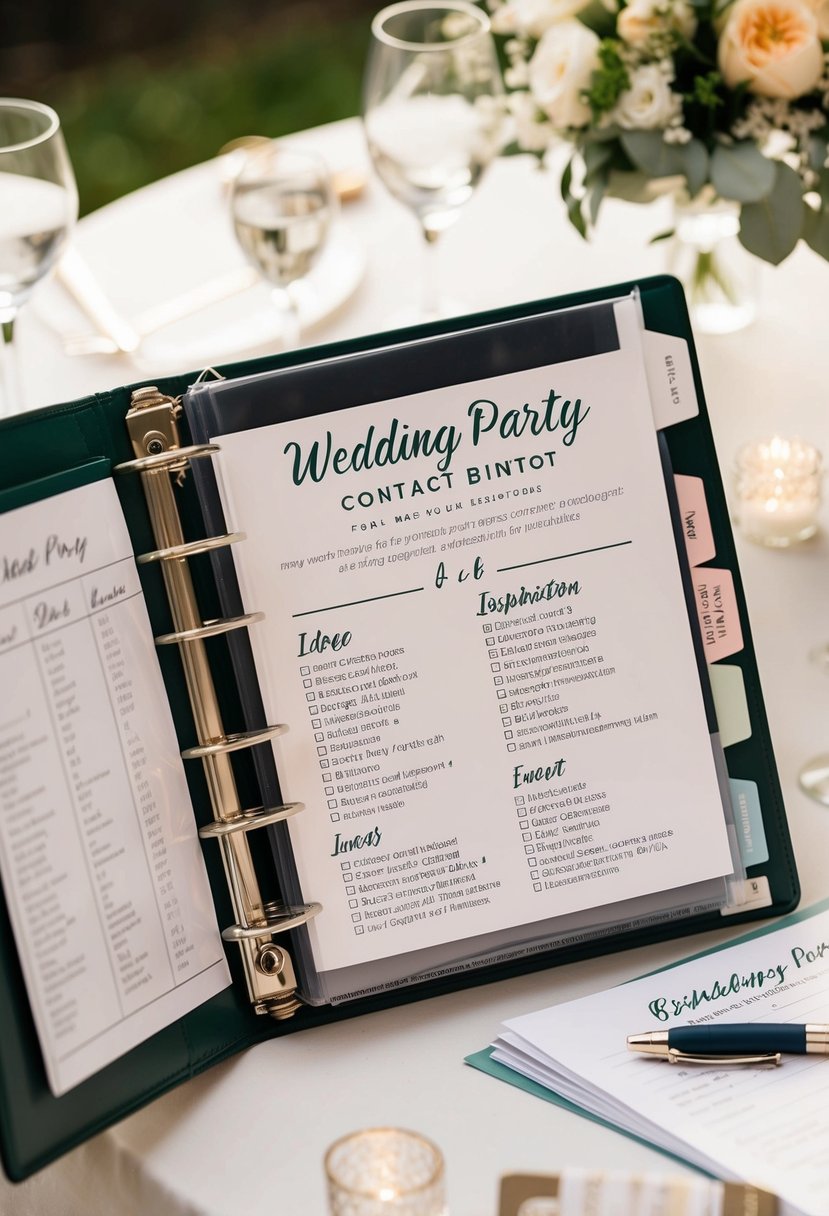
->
xmin=0 ymin=99 xmax=78 ymax=416
xmin=362 ymin=0 xmax=505 ymax=321
xmin=230 ymin=144 xmax=336 ymax=349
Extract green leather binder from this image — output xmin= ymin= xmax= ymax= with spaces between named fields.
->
xmin=0 ymin=276 xmax=798 ymax=1180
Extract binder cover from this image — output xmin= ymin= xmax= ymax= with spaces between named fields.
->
xmin=0 ymin=277 xmax=798 ymax=1180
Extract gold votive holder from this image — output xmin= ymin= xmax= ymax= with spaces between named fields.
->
xmin=324 ymin=1128 xmax=446 ymax=1216
xmin=733 ymin=436 xmax=822 ymax=548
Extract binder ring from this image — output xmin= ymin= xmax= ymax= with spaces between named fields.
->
xmin=114 ymin=443 xmax=221 ymax=475
xmin=222 ymin=902 xmax=322 ymax=940
xmin=155 ymin=612 xmax=265 ymax=646
xmin=199 ymin=802 xmax=304 ymax=838
xmin=181 ymin=723 xmax=287 ymax=759
xmin=138 ymin=532 xmax=244 ymax=564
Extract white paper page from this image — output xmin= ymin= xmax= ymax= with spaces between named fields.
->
xmin=499 ymin=906 xmax=829 ymax=1216
xmin=214 ymin=297 xmax=733 ymax=974
xmin=0 ymin=476 xmax=230 ymax=1094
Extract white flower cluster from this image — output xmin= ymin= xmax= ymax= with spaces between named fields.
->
xmin=489 ymin=0 xmax=829 ymax=152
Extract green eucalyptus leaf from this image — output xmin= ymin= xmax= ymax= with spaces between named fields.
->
xmin=583 ymin=141 xmax=613 ymax=185
xmin=677 ymin=140 xmax=709 ymax=199
xmin=710 ymin=142 xmax=775 ymax=203
xmin=808 ymin=136 xmax=827 ymax=174
xmin=560 ymin=157 xmax=587 ymax=238
xmin=738 ymin=162 xmax=804 ymax=265
xmin=620 ymin=130 xmax=683 ymax=178
xmin=804 ymin=203 xmax=829 ymax=261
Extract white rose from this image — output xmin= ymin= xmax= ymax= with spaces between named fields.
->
xmin=613 ymin=63 xmax=684 ymax=128
xmin=528 ymin=20 xmax=601 ymax=129
xmin=617 ymin=0 xmax=698 ymax=46
xmin=492 ymin=0 xmax=591 ymax=36
xmin=718 ymin=0 xmax=824 ymax=99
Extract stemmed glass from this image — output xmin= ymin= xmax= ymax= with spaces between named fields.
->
xmin=230 ymin=144 xmax=336 ymax=350
xmin=0 ymin=99 xmax=78 ymax=416
xmin=362 ymin=0 xmax=504 ymax=320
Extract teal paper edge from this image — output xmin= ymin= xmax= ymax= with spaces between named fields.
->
xmin=465 ymin=898 xmax=829 ymax=1168
xmin=464 ymin=1047 xmax=712 ymax=1177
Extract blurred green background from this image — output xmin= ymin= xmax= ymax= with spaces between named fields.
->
xmin=2 ymin=0 xmax=378 ymax=215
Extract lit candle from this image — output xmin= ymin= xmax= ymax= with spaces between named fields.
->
xmin=733 ymin=436 xmax=823 ymax=548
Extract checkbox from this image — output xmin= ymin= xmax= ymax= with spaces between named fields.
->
xmin=303 ymin=678 xmax=313 ymax=688
xmin=533 ymin=882 xmax=542 ymax=892
xmin=482 ymin=624 xmax=492 ymax=633
xmin=530 ymin=870 xmax=539 ymax=879
xmin=351 ymin=912 xmax=362 ymax=923
xmin=514 ymin=796 xmax=525 ymax=805
xmin=320 ymin=758 xmax=330 ymax=768
xmin=497 ymin=689 xmax=507 ymax=699
xmin=490 ymin=662 xmax=501 ymax=672
xmin=526 ymin=856 xmax=536 ymax=868
xmin=524 ymin=845 xmax=534 ymax=856
xmin=519 ymin=819 xmax=529 ymax=829
xmin=308 ymin=704 xmax=318 ymax=714
xmin=504 ymin=730 xmax=513 ymax=740
xmin=311 ymin=718 xmax=321 ymax=729
xmin=330 ymin=812 xmax=340 ymax=822
xmin=522 ymin=832 xmax=532 ymax=842
xmin=488 ymin=649 xmax=498 ymax=659
xmin=354 ymin=926 xmax=364 ymax=935
xmin=306 ymin=692 xmax=315 ymax=701
xmin=342 ymin=872 xmax=353 ymax=883
xmin=315 ymin=732 xmax=325 ymax=742
xmin=507 ymin=743 xmax=516 ymax=752
xmin=300 ymin=665 xmax=310 ymax=675
xmin=328 ymin=799 xmax=338 ymax=809
xmin=346 ymin=885 xmax=356 ymax=895
xmin=325 ymin=786 xmax=334 ymax=796
xmin=502 ymin=716 xmax=512 ymax=726
xmin=349 ymin=898 xmax=359 ymax=909
xmin=317 ymin=745 xmax=328 ymax=756
xmin=340 ymin=861 xmax=351 ymax=870
xmin=494 ymin=676 xmax=503 ymax=686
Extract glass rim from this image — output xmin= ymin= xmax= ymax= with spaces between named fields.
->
xmin=0 ymin=98 xmax=60 ymax=153
xmin=371 ymin=0 xmax=491 ymax=51
xmin=323 ymin=1127 xmax=445 ymax=1199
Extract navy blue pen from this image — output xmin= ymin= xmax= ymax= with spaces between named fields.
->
xmin=627 ymin=1024 xmax=829 ymax=1065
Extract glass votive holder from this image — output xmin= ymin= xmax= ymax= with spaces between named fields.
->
xmin=732 ymin=436 xmax=823 ymax=548
xmin=324 ymin=1128 xmax=446 ymax=1216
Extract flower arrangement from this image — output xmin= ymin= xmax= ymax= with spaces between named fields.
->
xmin=485 ymin=0 xmax=829 ymax=265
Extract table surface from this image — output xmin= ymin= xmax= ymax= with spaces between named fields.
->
xmin=4 ymin=117 xmax=829 ymax=1216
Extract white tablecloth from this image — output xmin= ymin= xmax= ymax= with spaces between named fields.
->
xmin=4 ymin=118 xmax=829 ymax=1216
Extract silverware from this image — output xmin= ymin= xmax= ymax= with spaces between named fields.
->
xmin=56 ymin=246 xmax=142 ymax=354
xmin=61 ymin=265 xmax=260 ymax=357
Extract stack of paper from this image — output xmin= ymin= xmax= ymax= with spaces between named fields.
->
xmin=469 ymin=902 xmax=829 ymax=1216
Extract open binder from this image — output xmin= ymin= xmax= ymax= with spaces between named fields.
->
xmin=0 ymin=276 xmax=798 ymax=1181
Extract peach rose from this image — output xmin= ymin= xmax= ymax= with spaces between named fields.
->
xmin=803 ymin=0 xmax=829 ymax=36
xmin=717 ymin=0 xmax=824 ymax=99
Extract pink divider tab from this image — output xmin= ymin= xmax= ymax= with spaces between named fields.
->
xmin=693 ymin=568 xmax=743 ymax=662
xmin=674 ymin=474 xmax=716 ymax=566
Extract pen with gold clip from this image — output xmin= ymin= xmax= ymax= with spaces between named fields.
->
xmin=627 ymin=1023 xmax=829 ymax=1065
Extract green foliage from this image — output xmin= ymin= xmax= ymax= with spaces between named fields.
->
xmin=738 ymin=162 xmax=805 ymax=264
xmin=41 ymin=19 xmax=371 ymax=215
xmin=584 ymin=41 xmax=630 ymax=121
xmin=710 ymin=142 xmax=776 ymax=202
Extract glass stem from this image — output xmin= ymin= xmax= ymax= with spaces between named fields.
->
xmin=0 ymin=313 xmax=22 ymax=418
xmin=421 ymin=227 xmax=441 ymax=321
xmin=272 ymin=287 xmax=300 ymax=351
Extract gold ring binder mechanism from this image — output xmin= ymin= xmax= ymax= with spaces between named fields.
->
xmin=116 ymin=387 xmax=321 ymax=1020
